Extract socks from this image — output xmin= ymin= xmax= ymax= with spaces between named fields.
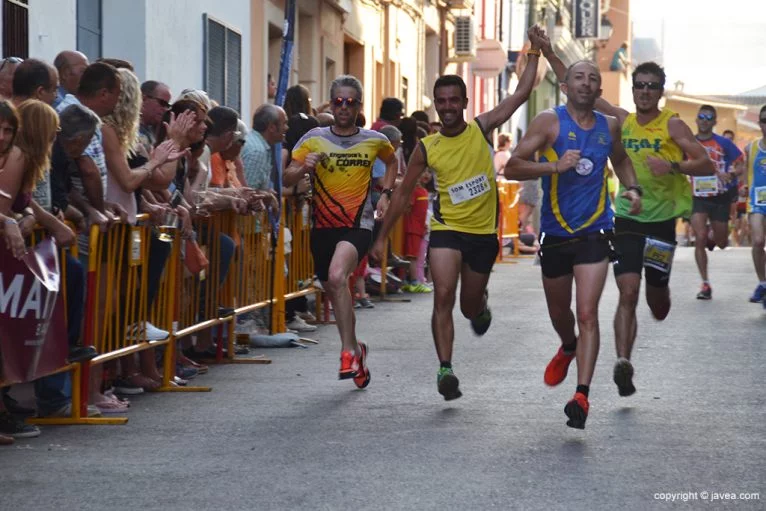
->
xmin=576 ymin=384 xmax=590 ymax=397
xmin=440 ymin=361 xmax=452 ymax=369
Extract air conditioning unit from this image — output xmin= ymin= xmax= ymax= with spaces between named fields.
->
xmin=454 ymin=16 xmax=474 ymax=57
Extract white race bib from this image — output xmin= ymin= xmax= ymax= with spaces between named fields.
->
xmin=643 ymin=237 xmax=675 ymax=273
xmin=448 ymin=174 xmax=490 ymax=205
xmin=755 ymin=186 xmax=766 ymax=207
xmin=693 ymin=176 xmax=719 ymax=197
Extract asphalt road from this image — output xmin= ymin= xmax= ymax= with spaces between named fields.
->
xmin=2 ymin=247 xmax=764 ymax=511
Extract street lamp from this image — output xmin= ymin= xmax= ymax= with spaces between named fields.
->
xmin=599 ymin=15 xmax=613 ymax=42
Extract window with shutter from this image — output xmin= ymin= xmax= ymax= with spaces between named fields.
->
xmin=204 ymin=15 xmax=242 ymax=114
xmin=2 ymin=0 xmax=29 ymax=58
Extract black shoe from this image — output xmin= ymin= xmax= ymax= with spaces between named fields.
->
xmin=613 ymin=358 xmax=636 ymax=397
xmin=0 ymin=412 xmax=40 ymax=438
xmin=68 ymin=345 xmax=98 ymax=363
xmin=469 ymin=290 xmax=492 ymax=336
xmin=437 ymin=368 xmax=462 ymax=401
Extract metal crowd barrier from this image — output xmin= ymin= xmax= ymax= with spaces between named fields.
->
xmin=22 ymin=199 xmax=323 ymax=427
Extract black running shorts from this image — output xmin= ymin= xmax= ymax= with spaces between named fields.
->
xmin=538 ymin=232 xmax=614 ymax=279
xmin=612 ymin=217 xmax=676 ymax=288
xmin=692 ymin=194 xmax=731 ymax=223
xmin=429 ymin=230 xmax=499 ymax=275
xmin=310 ymin=228 xmax=372 ymax=282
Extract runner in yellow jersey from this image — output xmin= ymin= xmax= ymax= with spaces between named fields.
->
xmin=285 ymin=75 xmax=398 ymax=389
xmin=542 ymin=41 xmax=715 ymax=397
xmin=371 ymin=26 xmax=547 ymax=401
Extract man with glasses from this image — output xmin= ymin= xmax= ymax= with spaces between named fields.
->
xmin=284 ymin=75 xmax=398 ymax=390
xmin=0 ymin=56 xmax=22 ymax=98
xmin=139 ymin=80 xmax=171 ymax=150
xmin=744 ymin=105 xmax=766 ymax=308
xmin=543 ymin=52 xmax=715 ymax=397
xmin=53 ymin=51 xmax=89 ymax=108
xmin=691 ymin=104 xmax=744 ymax=300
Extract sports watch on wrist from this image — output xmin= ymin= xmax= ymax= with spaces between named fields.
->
xmin=627 ymin=185 xmax=643 ymax=197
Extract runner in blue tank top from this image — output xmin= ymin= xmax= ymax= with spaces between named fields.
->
xmin=506 ymin=60 xmax=642 ymax=429
xmin=745 ymin=105 xmax=766 ymax=307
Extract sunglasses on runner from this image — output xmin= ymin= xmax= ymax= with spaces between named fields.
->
xmin=0 ymin=56 xmax=23 ymax=73
xmin=332 ymin=97 xmax=361 ymax=108
xmin=697 ymin=113 xmax=715 ymax=121
xmin=633 ymin=81 xmax=662 ymax=90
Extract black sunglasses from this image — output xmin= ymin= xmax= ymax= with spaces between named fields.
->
xmin=633 ymin=81 xmax=662 ymax=91
xmin=0 ymin=56 xmax=23 ymax=73
xmin=332 ymin=97 xmax=361 ymax=107
xmin=145 ymin=95 xmax=171 ymax=109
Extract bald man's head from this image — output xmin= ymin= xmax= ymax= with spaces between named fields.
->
xmin=54 ymin=50 xmax=89 ymax=96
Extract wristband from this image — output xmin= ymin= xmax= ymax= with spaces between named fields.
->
xmin=627 ymin=185 xmax=643 ymax=197
xmin=382 ymin=188 xmax=394 ymax=198
xmin=527 ymin=48 xmax=541 ymax=56
xmin=670 ymin=161 xmax=681 ymax=173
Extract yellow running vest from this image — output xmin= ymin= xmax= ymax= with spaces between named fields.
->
xmin=422 ymin=120 xmax=498 ymax=235
xmin=619 ymin=108 xmax=691 ymax=222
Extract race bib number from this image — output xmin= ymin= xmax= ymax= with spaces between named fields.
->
xmin=693 ymin=176 xmax=719 ymax=197
xmin=448 ymin=174 xmax=490 ymax=205
xmin=643 ymin=237 xmax=675 ymax=273
xmin=755 ymin=186 xmax=766 ymax=206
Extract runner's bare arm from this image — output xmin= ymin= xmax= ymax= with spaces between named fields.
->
xmin=284 ymin=154 xmax=321 ymax=186
xmin=477 ymin=26 xmax=544 ymax=134
xmin=608 ymin=117 xmax=641 ymax=214
xmin=608 ymin=117 xmax=638 ymax=188
xmin=374 ymin=144 xmax=427 ymax=244
xmin=540 ymin=38 xmax=629 ymax=124
xmin=505 ymin=111 xmax=569 ymax=180
xmin=374 ymin=150 xmax=400 ymax=218
xmin=662 ymin=117 xmax=715 ymax=176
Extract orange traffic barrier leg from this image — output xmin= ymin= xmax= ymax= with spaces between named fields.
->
xmin=157 ymin=334 xmax=211 ymax=392
xmin=225 ymin=316 xmax=271 ymax=365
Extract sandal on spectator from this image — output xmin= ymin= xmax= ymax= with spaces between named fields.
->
xmin=94 ymin=398 xmax=129 ymax=415
xmin=0 ymin=433 xmax=14 ymax=445
xmin=127 ymin=373 xmax=161 ymax=392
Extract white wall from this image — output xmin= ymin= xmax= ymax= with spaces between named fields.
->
xmin=27 ymin=0 xmax=77 ymax=62
xmin=144 ymin=0 xmax=251 ymax=117
xmin=102 ymin=0 xmax=147 ymax=78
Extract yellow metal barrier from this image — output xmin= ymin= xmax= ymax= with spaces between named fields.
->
xmin=496 ymin=179 xmax=524 ymax=262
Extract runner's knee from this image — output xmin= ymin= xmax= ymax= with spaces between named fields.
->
xmin=576 ymin=308 xmax=599 ymax=329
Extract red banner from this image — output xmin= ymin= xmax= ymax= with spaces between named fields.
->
xmin=0 ymin=238 xmax=67 ymax=384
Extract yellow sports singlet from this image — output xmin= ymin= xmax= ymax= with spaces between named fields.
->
xmin=422 ymin=120 xmax=498 ymax=235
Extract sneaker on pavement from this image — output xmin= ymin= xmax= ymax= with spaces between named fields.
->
xmin=353 ymin=342 xmax=371 ymax=389
xmin=286 ymin=317 xmax=318 ymax=332
xmin=356 ymin=297 xmax=375 ymax=309
xmin=696 ymin=283 xmax=712 ymax=300
xmin=749 ymin=284 xmax=766 ymax=303
xmin=0 ymin=412 xmax=41 ymax=438
xmin=544 ymin=346 xmax=576 ymax=387
xmin=113 ymin=378 xmax=145 ymax=395
xmin=408 ymin=283 xmax=433 ymax=293
xmin=126 ymin=321 xmax=169 ymax=342
xmin=39 ymin=403 xmax=102 ymax=418
xmin=339 ymin=350 xmax=358 ymax=380
xmin=437 ymin=367 xmax=462 ymax=401
xmin=613 ymin=358 xmax=636 ymax=397
xmin=297 ymin=311 xmax=317 ymax=323
xmin=564 ymin=392 xmax=589 ymax=429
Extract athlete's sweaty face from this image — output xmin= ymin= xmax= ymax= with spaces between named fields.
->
xmin=632 ymin=72 xmax=663 ymax=114
xmin=433 ymin=85 xmax=467 ymax=129
xmin=695 ymin=107 xmax=716 ymax=136
xmin=563 ymin=62 xmax=601 ymax=109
